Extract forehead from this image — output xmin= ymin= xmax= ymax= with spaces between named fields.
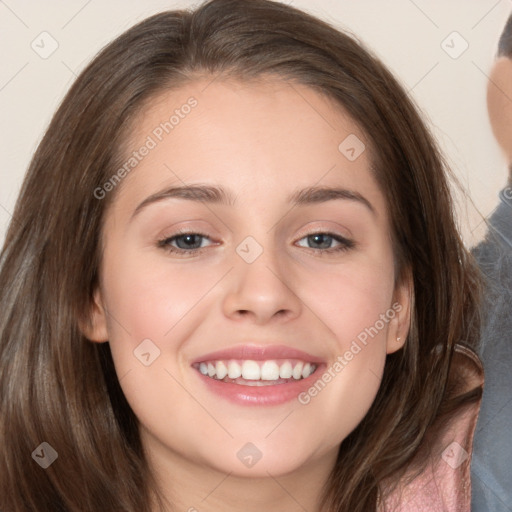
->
xmin=111 ymin=77 xmax=387 ymax=219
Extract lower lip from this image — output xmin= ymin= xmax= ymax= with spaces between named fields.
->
xmin=194 ymin=365 xmax=325 ymax=406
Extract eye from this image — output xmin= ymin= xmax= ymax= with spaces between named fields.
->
xmin=157 ymin=231 xmax=215 ymax=254
xmin=157 ymin=230 xmax=353 ymax=256
xmin=295 ymin=232 xmax=354 ymax=252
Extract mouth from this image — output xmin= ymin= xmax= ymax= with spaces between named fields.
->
xmin=191 ymin=345 xmax=324 ymax=405
xmin=193 ymin=359 xmax=318 ymax=386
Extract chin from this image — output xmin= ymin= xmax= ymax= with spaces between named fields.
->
xmin=203 ymin=434 xmax=332 ymax=479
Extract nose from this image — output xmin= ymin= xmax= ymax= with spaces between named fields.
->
xmin=221 ymin=247 xmax=303 ymax=325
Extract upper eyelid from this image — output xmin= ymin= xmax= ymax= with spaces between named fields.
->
xmin=156 ymin=217 xmax=352 ymax=238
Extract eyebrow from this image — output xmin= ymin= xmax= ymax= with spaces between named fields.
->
xmin=130 ymin=184 xmax=375 ymax=220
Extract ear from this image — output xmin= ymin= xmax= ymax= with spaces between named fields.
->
xmin=79 ymin=288 xmax=109 ymax=343
xmin=386 ymin=268 xmax=413 ymax=354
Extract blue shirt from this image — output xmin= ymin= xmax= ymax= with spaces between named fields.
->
xmin=471 ymin=184 xmax=512 ymax=512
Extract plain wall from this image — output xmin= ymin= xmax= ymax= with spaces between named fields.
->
xmin=0 ymin=0 xmax=510 ymax=246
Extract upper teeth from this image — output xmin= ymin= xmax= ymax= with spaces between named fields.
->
xmin=197 ymin=360 xmax=317 ymax=381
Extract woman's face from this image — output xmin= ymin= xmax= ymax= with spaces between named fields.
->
xmin=86 ymin=78 xmax=410 ymax=478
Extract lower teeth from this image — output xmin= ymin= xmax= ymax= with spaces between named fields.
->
xmin=209 ymin=375 xmax=312 ymax=386
xmin=235 ymin=380 xmax=287 ymax=386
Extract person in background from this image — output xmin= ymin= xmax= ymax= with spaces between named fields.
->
xmin=471 ymin=13 xmax=512 ymax=512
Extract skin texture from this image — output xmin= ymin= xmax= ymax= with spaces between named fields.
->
xmin=487 ymin=56 xmax=512 ymax=170
xmin=83 ymin=78 xmax=411 ymax=512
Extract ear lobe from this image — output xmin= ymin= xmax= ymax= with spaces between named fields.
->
xmin=79 ymin=288 xmax=109 ymax=343
xmin=386 ymin=269 xmax=413 ymax=354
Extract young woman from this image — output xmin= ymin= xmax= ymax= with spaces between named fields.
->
xmin=0 ymin=1 xmax=483 ymax=511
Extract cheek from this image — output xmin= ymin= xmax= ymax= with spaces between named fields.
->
xmin=99 ymin=257 xmax=221 ymax=433
xmin=293 ymin=257 xmax=394 ymax=439
xmin=300 ymin=255 xmax=396 ymax=345
xmin=305 ymin=347 xmax=386 ymax=454
xmin=100 ymin=252 xmax=226 ymax=366
xmin=296 ymin=303 xmax=389 ymax=453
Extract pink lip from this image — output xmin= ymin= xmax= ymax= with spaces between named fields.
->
xmin=191 ymin=344 xmax=324 ymax=364
xmin=191 ymin=344 xmax=325 ymax=406
xmin=195 ymin=367 xmax=325 ymax=406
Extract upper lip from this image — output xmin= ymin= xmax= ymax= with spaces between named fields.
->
xmin=191 ymin=344 xmax=325 ymax=364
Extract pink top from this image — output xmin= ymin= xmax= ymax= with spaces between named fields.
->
xmin=379 ymin=344 xmax=484 ymax=512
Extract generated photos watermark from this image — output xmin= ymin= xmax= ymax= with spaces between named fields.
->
xmin=298 ymin=302 xmax=402 ymax=405
xmin=94 ymin=97 xmax=198 ymax=200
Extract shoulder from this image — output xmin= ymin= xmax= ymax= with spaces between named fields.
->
xmin=379 ymin=344 xmax=483 ymax=512
xmin=472 ymin=190 xmax=512 ymax=270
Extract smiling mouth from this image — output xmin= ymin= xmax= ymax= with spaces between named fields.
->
xmin=193 ymin=359 xmax=318 ymax=386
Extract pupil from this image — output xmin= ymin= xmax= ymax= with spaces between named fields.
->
xmin=310 ymin=234 xmax=331 ymax=249
xmin=177 ymin=234 xmax=201 ymax=249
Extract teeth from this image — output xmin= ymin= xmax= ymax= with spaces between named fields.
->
xmin=216 ymin=361 xmax=228 ymax=380
xmin=241 ymin=360 xmax=260 ymax=380
xmin=279 ymin=361 xmax=293 ymax=379
xmin=292 ymin=362 xmax=304 ymax=380
xmin=197 ymin=359 xmax=317 ymax=382
xmin=228 ymin=361 xmax=242 ymax=379
xmin=261 ymin=361 xmax=280 ymax=380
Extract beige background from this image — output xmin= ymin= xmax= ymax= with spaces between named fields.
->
xmin=1 ymin=0 xmax=510 ymax=246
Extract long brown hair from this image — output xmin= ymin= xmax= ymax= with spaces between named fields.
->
xmin=0 ymin=1 xmax=481 ymax=510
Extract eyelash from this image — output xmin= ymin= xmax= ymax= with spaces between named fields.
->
xmin=157 ymin=230 xmax=355 ymax=256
